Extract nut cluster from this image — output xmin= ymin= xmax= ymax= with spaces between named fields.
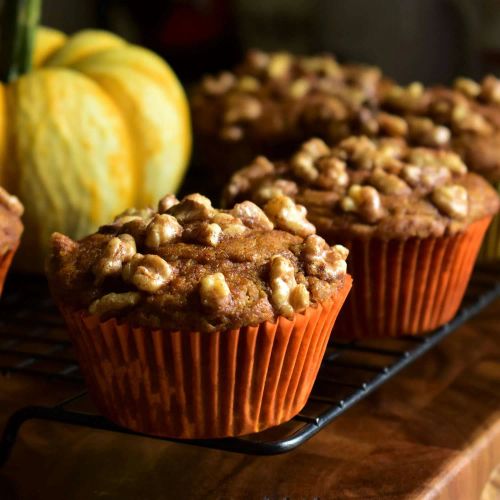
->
xmin=225 ymin=135 xmax=473 ymax=224
xmin=84 ymin=192 xmax=349 ymax=320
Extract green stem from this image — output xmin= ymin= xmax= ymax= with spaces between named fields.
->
xmin=0 ymin=0 xmax=41 ymax=82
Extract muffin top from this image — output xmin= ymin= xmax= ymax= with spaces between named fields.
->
xmin=223 ymin=136 xmax=500 ymax=240
xmin=0 ymin=186 xmax=23 ymax=254
xmin=191 ymin=50 xmax=384 ymax=147
xmin=47 ymin=193 xmax=349 ymax=332
xmin=375 ymin=76 xmax=500 ymax=183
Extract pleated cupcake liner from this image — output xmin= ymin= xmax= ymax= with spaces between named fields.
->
xmin=59 ymin=275 xmax=352 ymax=439
xmin=478 ymin=183 xmax=500 ymax=263
xmin=0 ymin=243 xmax=19 ymax=296
xmin=327 ymin=217 xmax=491 ymax=339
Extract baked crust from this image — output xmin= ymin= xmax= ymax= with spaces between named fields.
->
xmin=223 ymin=137 xmax=500 ymax=240
xmin=47 ymin=194 xmax=349 ymax=332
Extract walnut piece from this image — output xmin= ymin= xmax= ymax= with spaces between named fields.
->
xmin=224 ymin=95 xmax=262 ymax=124
xmin=167 ymin=194 xmax=213 ymax=223
xmin=302 ymin=235 xmax=348 ymax=281
xmin=289 ymin=78 xmax=310 ymax=99
xmin=267 ymin=53 xmax=292 ymax=78
xmin=158 ymin=194 xmax=179 ymax=213
xmin=93 ymin=234 xmax=136 ymax=282
xmin=238 ymin=76 xmax=260 ymax=92
xmin=183 ymin=222 xmax=223 ymax=246
xmin=263 ymin=195 xmax=316 ymax=237
xmin=201 ymin=71 xmax=236 ymax=95
xmin=89 ymin=292 xmax=141 ymax=316
xmin=123 ymin=254 xmax=173 ymax=293
xmin=315 ymin=156 xmax=349 ymax=189
xmin=336 ymin=136 xmax=378 ymax=169
xmin=377 ymin=112 xmax=408 ymax=137
xmin=454 ymin=77 xmax=481 ymax=98
xmin=341 ymin=185 xmax=384 ymax=223
xmin=402 ymin=164 xmax=451 ymax=189
xmin=199 ymin=273 xmax=232 ymax=312
xmin=269 ymin=255 xmax=310 ymax=317
xmin=384 ymin=82 xmax=425 ymax=112
xmin=369 ymin=168 xmax=411 ymax=195
xmin=481 ymin=75 xmax=500 ymax=104
xmin=145 ymin=214 xmax=183 ymax=248
xmin=432 ymin=185 xmax=469 ymax=219
xmin=231 ymin=201 xmax=274 ymax=230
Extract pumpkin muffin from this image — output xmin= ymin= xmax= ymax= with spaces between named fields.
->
xmin=376 ymin=76 xmax=500 ymax=261
xmin=223 ymin=136 xmax=499 ymax=338
xmin=47 ymin=193 xmax=351 ymax=438
xmin=0 ymin=187 xmax=23 ymax=295
xmin=191 ymin=49 xmax=385 ymax=190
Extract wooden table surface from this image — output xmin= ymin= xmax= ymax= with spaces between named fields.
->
xmin=0 ymin=300 xmax=499 ymax=500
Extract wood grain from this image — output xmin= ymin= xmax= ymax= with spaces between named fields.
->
xmin=0 ymin=300 xmax=498 ymax=500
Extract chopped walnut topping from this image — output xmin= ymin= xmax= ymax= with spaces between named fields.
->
xmin=432 ymin=185 xmax=469 ymax=219
xmin=201 ymin=72 xmax=236 ymax=95
xmin=407 ymin=117 xmax=451 ymax=147
xmin=454 ymin=77 xmax=481 ymax=98
xmin=145 ymin=214 xmax=182 ymax=248
xmin=183 ymin=222 xmax=222 ymax=246
xmin=157 ymin=194 xmax=179 ymax=213
xmin=451 ymin=104 xmax=492 ymax=135
xmin=93 ymin=234 xmax=136 ymax=282
xmin=341 ymin=185 xmax=384 ymax=223
xmin=301 ymin=138 xmax=330 ymax=158
xmin=223 ymin=156 xmax=275 ymax=204
xmin=269 ymin=255 xmax=301 ymax=317
xmin=377 ymin=112 xmax=408 ymax=137
xmin=407 ymin=149 xmax=467 ymax=175
xmin=220 ymin=125 xmax=244 ymax=141
xmin=167 ymin=194 xmax=214 ymax=223
xmin=315 ymin=156 xmax=349 ymax=189
xmin=253 ymin=179 xmax=299 ymax=204
xmin=231 ymin=201 xmax=274 ymax=230
xmin=288 ymin=284 xmax=310 ymax=312
xmin=238 ymin=76 xmax=260 ymax=92
xmin=481 ymin=75 xmax=500 ymax=104
xmin=89 ymin=292 xmax=141 ymax=316
xmin=123 ymin=254 xmax=173 ymax=293
xmin=289 ymin=78 xmax=310 ymax=99
xmin=384 ymin=82 xmax=425 ymax=111
xmin=263 ymin=195 xmax=316 ymax=237
xmin=369 ymin=168 xmax=411 ymax=195
xmin=302 ymin=235 xmax=348 ymax=281
xmin=267 ymin=53 xmax=292 ymax=79
xmin=224 ymin=95 xmax=262 ymax=124
xmin=402 ymin=164 xmax=451 ymax=189
xmin=199 ymin=273 xmax=232 ymax=312
xmin=336 ymin=136 xmax=377 ymax=169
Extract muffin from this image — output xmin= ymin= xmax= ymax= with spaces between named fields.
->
xmin=191 ymin=50 xmax=385 ymax=191
xmin=0 ymin=187 xmax=23 ymax=295
xmin=223 ymin=136 xmax=499 ymax=338
xmin=46 ymin=193 xmax=351 ymax=438
xmin=377 ymin=76 xmax=500 ymax=261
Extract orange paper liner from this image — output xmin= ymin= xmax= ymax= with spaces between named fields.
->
xmin=478 ymin=183 xmax=500 ymax=262
xmin=330 ymin=217 xmax=491 ymax=339
xmin=59 ymin=276 xmax=351 ymax=439
xmin=0 ymin=243 xmax=19 ymax=296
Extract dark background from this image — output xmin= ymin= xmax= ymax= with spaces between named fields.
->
xmin=38 ymin=0 xmax=500 ymax=85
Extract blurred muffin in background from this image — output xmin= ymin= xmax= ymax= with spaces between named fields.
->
xmin=190 ymin=50 xmax=386 ymax=192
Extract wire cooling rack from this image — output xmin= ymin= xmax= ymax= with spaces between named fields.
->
xmin=0 ymin=268 xmax=499 ymax=464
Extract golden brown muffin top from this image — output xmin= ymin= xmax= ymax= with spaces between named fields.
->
xmin=0 ymin=186 xmax=23 ymax=254
xmin=47 ymin=193 xmax=349 ymax=332
xmin=191 ymin=50 xmax=384 ymax=145
xmin=377 ymin=76 xmax=500 ymax=182
xmin=223 ymin=136 xmax=500 ymax=240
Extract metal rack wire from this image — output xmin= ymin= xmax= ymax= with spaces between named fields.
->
xmin=0 ymin=268 xmax=499 ymax=464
